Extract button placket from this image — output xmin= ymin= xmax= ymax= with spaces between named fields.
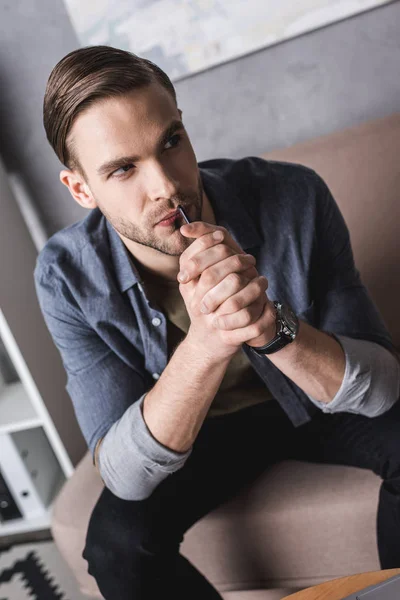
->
xmin=147 ymin=311 xmax=166 ymax=381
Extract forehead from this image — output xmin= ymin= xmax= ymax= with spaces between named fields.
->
xmin=69 ymin=84 xmax=178 ymax=170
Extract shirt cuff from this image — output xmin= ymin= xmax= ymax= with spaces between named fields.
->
xmin=132 ymin=393 xmax=193 ymax=470
xmin=307 ymin=334 xmax=400 ymax=417
xmin=97 ymin=393 xmax=193 ymax=500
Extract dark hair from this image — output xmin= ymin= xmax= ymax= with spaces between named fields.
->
xmin=43 ymin=45 xmax=177 ymax=170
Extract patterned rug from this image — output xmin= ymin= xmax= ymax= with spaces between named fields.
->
xmin=0 ymin=541 xmax=88 ymax=600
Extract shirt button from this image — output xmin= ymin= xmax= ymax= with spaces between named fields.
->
xmin=152 ymin=372 xmax=160 ymax=380
xmin=152 ymin=317 xmax=162 ymax=327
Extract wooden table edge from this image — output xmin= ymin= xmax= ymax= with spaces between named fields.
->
xmin=282 ymin=568 xmax=400 ymax=599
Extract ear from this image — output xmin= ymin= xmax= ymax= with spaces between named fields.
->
xmin=60 ymin=169 xmax=97 ymax=209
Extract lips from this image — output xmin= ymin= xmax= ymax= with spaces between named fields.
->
xmin=157 ymin=209 xmax=180 ymax=224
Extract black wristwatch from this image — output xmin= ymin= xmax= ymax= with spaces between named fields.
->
xmin=249 ymin=301 xmax=299 ymax=355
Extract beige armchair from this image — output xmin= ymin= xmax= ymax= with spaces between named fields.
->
xmin=52 ymin=113 xmax=400 ymax=600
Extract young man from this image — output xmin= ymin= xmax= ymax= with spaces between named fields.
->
xmin=35 ymin=46 xmax=400 ymax=599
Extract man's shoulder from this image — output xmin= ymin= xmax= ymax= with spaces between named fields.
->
xmin=199 ymin=156 xmax=324 ymax=201
xmin=34 ymin=208 xmax=106 ymax=285
xmin=199 ymin=156 xmax=326 ymax=215
xmin=199 ymin=155 xmax=321 ymax=185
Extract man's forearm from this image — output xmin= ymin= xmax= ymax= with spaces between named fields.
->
xmin=143 ymin=332 xmax=231 ymax=453
xmin=97 ymin=336 xmax=231 ymax=501
xmin=264 ymin=320 xmax=345 ymax=403
xmin=261 ymin=320 xmax=400 ymax=416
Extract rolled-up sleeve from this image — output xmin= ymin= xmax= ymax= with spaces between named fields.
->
xmin=97 ymin=394 xmax=192 ymax=500
xmin=307 ymin=335 xmax=400 ymax=417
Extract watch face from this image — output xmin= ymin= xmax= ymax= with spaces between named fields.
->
xmin=281 ymin=304 xmax=298 ymax=333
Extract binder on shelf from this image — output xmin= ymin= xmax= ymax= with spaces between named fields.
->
xmin=12 ymin=427 xmax=63 ymax=507
xmin=0 ymin=432 xmax=46 ymax=519
xmin=0 ymin=469 xmax=22 ymax=522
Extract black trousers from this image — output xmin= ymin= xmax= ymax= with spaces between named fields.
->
xmin=83 ymin=398 xmax=400 ymax=599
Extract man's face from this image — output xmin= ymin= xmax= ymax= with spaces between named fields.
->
xmin=67 ymin=84 xmax=203 ymax=256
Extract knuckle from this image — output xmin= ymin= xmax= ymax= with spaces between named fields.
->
xmin=255 ymin=299 xmax=265 ymax=314
xmin=217 ymin=315 xmax=226 ymax=329
xmin=256 ymin=321 xmax=264 ymax=335
xmin=190 ymin=256 xmax=200 ymax=270
xmin=243 ymin=310 xmax=253 ymax=326
xmin=201 ymin=270 xmax=214 ymax=287
xmin=247 ymin=267 xmax=259 ymax=280
xmin=231 ymin=255 xmax=243 ymax=270
xmin=229 ymin=298 xmax=242 ymax=312
xmin=248 ymin=324 xmax=261 ymax=338
xmin=199 ymin=235 xmax=211 ymax=251
xmin=219 ymin=244 xmax=232 ymax=259
xmin=227 ymin=272 xmax=241 ymax=287
xmin=255 ymin=277 xmax=267 ymax=293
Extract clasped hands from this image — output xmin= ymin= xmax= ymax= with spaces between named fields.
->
xmin=177 ymin=221 xmax=276 ymax=360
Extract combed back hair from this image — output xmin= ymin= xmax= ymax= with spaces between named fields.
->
xmin=43 ymin=45 xmax=177 ymax=170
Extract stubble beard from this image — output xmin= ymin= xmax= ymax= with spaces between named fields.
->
xmin=98 ymin=175 xmax=204 ymax=256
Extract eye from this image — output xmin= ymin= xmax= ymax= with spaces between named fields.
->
xmin=112 ymin=164 xmax=135 ymax=178
xmin=164 ymin=133 xmax=182 ymax=151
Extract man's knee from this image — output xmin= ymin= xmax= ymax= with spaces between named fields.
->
xmin=83 ymin=511 xmax=136 ymax=591
xmin=82 ymin=488 xmax=181 ymax=597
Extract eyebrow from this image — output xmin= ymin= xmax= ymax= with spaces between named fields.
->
xmin=96 ymin=119 xmax=185 ymax=177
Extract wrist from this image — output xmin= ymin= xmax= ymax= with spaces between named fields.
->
xmin=183 ymin=330 xmax=233 ymax=367
xmin=245 ymin=301 xmax=277 ymax=348
xmin=247 ymin=300 xmax=299 ymax=354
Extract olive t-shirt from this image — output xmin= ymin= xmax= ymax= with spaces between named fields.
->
xmin=142 ymin=275 xmax=272 ymax=418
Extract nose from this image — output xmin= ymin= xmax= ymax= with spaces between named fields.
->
xmin=145 ymin=160 xmax=179 ymax=203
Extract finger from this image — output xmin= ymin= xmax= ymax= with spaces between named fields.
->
xmin=180 ymin=221 xmax=244 ymax=254
xmin=178 ymin=232 xmax=234 ymax=283
xmin=200 ymin=273 xmax=267 ymax=315
xmin=180 ymin=221 xmax=224 ymax=239
xmin=178 ymin=277 xmax=197 ymax=301
xmin=182 ymin=247 xmax=256 ymax=283
xmin=213 ymin=300 xmax=265 ymax=331
xmin=241 ymin=265 xmax=259 ymax=281
xmin=212 ymin=276 xmax=269 ymax=316
xmin=220 ymin=301 xmax=275 ymax=346
xmin=179 ymin=238 xmax=233 ymax=283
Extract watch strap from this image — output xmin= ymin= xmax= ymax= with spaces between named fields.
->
xmin=249 ymin=300 xmax=298 ymax=355
xmin=250 ymin=332 xmax=291 ymax=355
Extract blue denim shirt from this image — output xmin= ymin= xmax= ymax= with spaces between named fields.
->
xmin=34 ymin=157 xmax=395 ymax=457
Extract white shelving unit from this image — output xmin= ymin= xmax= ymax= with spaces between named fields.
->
xmin=0 ymin=381 xmax=41 ymax=434
xmin=0 ymin=309 xmax=72 ymax=536
xmin=0 ymin=156 xmax=86 ymax=539
xmin=0 ymin=508 xmax=54 ymax=536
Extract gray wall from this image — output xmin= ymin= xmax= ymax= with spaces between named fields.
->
xmin=0 ymin=0 xmax=399 ymax=237
xmin=0 ymin=157 xmax=86 ymax=466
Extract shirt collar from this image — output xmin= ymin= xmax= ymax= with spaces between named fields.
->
xmin=106 ymin=165 xmax=262 ymax=294
xmin=106 ymin=218 xmax=142 ymax=292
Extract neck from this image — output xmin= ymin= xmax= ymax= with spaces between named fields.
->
xmin=120 ymin=192 xmax=216 ymax=283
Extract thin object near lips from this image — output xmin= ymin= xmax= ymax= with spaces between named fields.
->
xmin=177 ymin=205 xmax=191 ymax=224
